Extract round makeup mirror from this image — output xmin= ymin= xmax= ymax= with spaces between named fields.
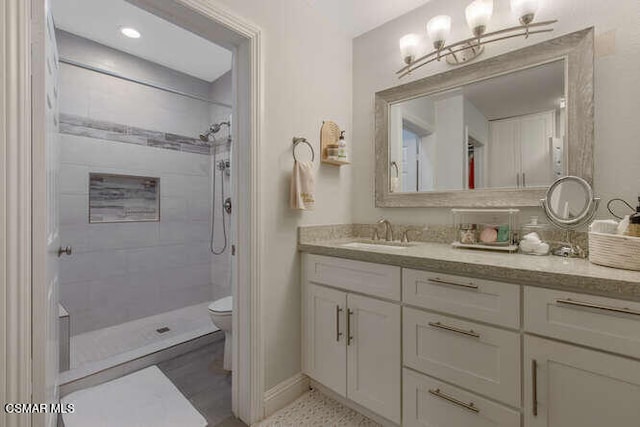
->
xmin=541 ymin=176 xmax=600 ymax=257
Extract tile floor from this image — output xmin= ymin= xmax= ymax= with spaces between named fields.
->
xmin=158 ymin=341 xmax=246 ymax=427
xmin=61 ymin=302 xmax=217 ymax=383
xmin=255 ymin=389 xmax=380 ymax=427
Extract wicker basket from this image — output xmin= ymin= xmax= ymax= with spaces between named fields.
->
xmin=589 ymin=232 xmax=640 ymax=271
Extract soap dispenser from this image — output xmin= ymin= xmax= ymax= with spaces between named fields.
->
xmin=628 ymin=197 xmax=640 ymax=237
xmin=337 ymin=131 xmax=347 ymax=162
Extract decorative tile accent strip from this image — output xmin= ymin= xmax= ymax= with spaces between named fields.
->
xmin=59 ymin=113 xmax=229 ymax=155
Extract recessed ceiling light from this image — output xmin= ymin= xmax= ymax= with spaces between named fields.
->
xmin=120 ymin=27 xmax=141 ymax=39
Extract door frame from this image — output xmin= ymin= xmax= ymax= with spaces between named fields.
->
xmin=2 ymin=0 xmax=265 ymax=425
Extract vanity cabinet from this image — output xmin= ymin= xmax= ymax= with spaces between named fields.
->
xmin=303 ymin=255 xmax=401 ymax=424
xmin=302 ymin=252 xmax=640 ymax=426
xmin=524 ymin=335 xmax=640 ymax=427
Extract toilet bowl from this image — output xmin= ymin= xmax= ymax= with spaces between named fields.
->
xmin=208 ymin=296 xmax=232 ymax=371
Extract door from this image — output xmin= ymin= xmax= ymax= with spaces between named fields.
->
xmin=346 ymin=294 xmax=401 ymax=423
xmin=524 ymin=335 xmax=640 ymax=427
xmin=519 ymin=111 xmax=554 ymax=187
xmin=32 ymin=3 xmax=62 ymax=426
xmin=304 ymin=283 xmax=347 ymax=396
xmin=487 ymin=118 xmax=519 ymax=188
xmin=402 ymin=129 xmax=419 ymax=192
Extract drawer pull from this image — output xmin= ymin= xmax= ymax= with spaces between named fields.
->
xmin=428 ymin=388 xmax=480 ymax=414
xmin=430 ymin=277 xmax=479 ymax=290
xmin=556 ymin=298 xmax=640 ymax=317
xmin=428 ymin=321 xmax=480 ymax=338
xmin=336 ymin=306 xmax=343 ymax=342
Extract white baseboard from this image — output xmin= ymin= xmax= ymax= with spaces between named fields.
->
xmin=263 ymin=373 xmax=310 ymax=418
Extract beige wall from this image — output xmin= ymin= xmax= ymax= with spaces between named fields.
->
xmin=353 ymin=0 xmax=640 ymax=224
xmin=213 ymin=0 xmax=353 ymax=389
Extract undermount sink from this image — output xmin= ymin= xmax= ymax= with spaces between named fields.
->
xmin=341 ymin=241 xmax=410 ymax=251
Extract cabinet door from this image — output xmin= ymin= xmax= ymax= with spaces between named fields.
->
xmin=347 ymin=294 xmax=401 ymax=423
xmin=524 ymin=335 xmax=640 ymax=427
xmin=304 ymin=283 xmax=347 ymax=396
xmin=519 ymin=111 xmax=554 ymax=187
xmin=488 ymin=118 xmax=518 ymax=188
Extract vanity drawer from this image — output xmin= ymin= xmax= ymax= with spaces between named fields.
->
xmin=525 ymin=287 xmax=640 ymax=359
xmin=403 ymin=307 xmax=521 ymax=407
xmin=403 ymin=269 xmax=520 ymax=328
xmin=403 ymin=368 xmax=520 ymax=427
xmin=304 ymin=254 xmax=401 ymax=301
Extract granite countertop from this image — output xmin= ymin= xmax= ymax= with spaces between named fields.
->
xmin=298 ymin=238 xmax=640 ymax=302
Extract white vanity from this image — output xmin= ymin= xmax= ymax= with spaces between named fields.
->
xmin=300 ymin=246 xmax=640 ymax=427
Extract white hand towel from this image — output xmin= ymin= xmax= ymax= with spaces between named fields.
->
xmin=290 ymin=160 xmax=315 ymax=210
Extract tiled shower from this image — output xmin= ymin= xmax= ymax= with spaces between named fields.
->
xmin=56 ymin=30 xmax=232 ymax=376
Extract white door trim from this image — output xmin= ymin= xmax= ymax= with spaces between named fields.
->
xmin=1 ymin=1 xmax=34 ymax=427
xmin=20 ymin=0 xmax=265 ymax=425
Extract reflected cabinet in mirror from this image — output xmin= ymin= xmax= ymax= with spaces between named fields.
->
xmin=376 ymin=28 xmax=594 ymax=207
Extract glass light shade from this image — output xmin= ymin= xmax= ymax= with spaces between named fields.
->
xmin=426 ymin=15 xmax=451 ymax=50
xmin=511 ymin=0 xmax=539 ymax=25
xmin=399 ymin=33 xmax=421 ymax=65
xmin=466 ymin=0 xmax=493 ymax=37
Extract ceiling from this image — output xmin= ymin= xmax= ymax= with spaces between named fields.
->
xmin=304 ymin=0 xmax=432 ymax=37
xmin=51 ymin=0 xmax=232 ymax=82
xmin=464 ymin=60 xmax=565 ymax=120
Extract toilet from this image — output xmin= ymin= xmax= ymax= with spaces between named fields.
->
xmin=208 ymin=296 xmax=233 ymax=371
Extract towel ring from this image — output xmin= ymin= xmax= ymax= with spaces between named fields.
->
xmin=292 ymin=137 xmax=315 ymax=162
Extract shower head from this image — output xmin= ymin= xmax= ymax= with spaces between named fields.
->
xmin=199 ymin=121 xmax=231 ymax=142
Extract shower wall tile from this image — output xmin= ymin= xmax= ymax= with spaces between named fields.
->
xmin=187 ymin=198 xmax=211 ymax=222
xmin=162 ymin=197 xmax=189 ymax=222
xmin=58 ymin=133 xmax=221 ymax=336
xmin=59 ymin=164 xmax=89 ymax=195
xmin=60 ymin=194 xmax=89 ymax=226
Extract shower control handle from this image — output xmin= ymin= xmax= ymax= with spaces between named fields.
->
xmin=224 ymin=197 xmax=232 ymax=214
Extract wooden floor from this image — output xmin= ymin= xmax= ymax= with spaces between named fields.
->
xmin=158 ymin=334 xmax=247 ymax=427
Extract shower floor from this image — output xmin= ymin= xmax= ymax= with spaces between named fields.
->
xmin=61 ymin=302 xmax=218 ymax=384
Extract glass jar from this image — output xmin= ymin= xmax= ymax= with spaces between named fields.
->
xmin=326 ymin=144 xmax=339 ymax=161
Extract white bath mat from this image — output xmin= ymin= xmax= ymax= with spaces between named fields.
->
xmin=61 ymin=366 xmax=206 ymax=427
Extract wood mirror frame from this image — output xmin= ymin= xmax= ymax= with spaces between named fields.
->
xmin=375 ymin=28 xmax=594 ymax=208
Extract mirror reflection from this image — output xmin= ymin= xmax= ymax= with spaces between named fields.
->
xmin=389 ymin=60 xmax=566 ymax=193
xmin=547 ymin=179 xmax=590 ymax=221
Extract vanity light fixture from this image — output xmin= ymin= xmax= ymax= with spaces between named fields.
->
xmin=120 ymin=27 xmax=141 ymax=39
xmin=399 ymin=33 xmax=421 ymax=65
xmin=426 ymin=15 xmax=451 ymax=51
xmin=397 ymin=0 xmax=555 ymax=78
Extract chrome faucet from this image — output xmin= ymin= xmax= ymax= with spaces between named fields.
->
xmin=377 ymin=218 xmax=394 ymax=241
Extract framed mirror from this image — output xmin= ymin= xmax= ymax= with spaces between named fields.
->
xmin=376 ymin=28 xmax=594 ymax=207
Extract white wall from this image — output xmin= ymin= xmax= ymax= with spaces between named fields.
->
xmin=59 ymin=135 xmax=213 ymax=335
xmin=353 ymin=0 xmax=640 ymax=224
xmin=212 ymin=0 xmax=353 ymax=390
